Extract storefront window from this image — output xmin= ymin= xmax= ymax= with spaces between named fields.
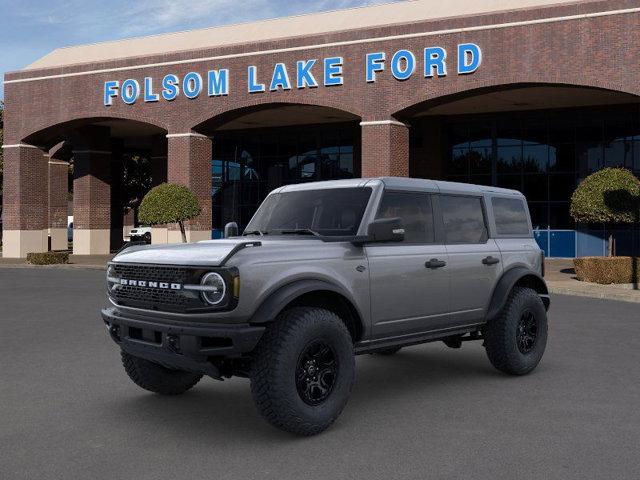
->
xmin=211 ymin=123 xmax=358 ymax=234
xmin=443 ymin=105 xmax=640 ymax=230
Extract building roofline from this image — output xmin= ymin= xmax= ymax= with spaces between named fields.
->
xmin=18 ymin=0 xmax=598 ymax=72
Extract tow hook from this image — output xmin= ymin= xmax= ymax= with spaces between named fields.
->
xmin=166 ymin=334 xmax=181 ymax=353
xmin=106 ymin=323 xmax=120 ymax=342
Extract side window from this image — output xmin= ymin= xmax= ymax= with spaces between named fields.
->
xmin=376 ymin=191 xmax=435 ymax=244
xmin=440 ymin=195 xmax=487 ymax=244
xmin=492 ymin=197 xmax=531 ymax=236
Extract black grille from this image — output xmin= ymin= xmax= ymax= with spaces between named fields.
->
xmin=109 ymin=264 xmax=201 ymax=312
xmin=112 ymin=264 xmax=190 ymax=284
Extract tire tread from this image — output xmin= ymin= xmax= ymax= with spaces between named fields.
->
xmin=250 ymin=307 xmax=354 ymax=436
xmin=121 ymin=351 xmax=202 ymax=395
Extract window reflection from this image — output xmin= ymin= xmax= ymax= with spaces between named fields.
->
xmin=211 ymin=123 xmax=358 ymax=234
xmin=444 ymin=106 xmax=640 ymax=230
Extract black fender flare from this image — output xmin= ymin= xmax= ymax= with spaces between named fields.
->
xmin=250 ymin=279 xmax=362 ymax=326
xmin=485 ymin=267 xmax=550 ymax=322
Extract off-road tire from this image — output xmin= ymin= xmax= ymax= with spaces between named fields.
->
xmin=121 ymin=351 xmax=202 ymax=395
xmin=374 ymin=346 xmax=402 ymax=356
xmin=250 ymin=307 xmax=355 ymax=436
xmin=484 ymin=287 xmax=548 ymax=375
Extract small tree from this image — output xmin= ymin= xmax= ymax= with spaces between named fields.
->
xmin=138 ymin=183 xmax=202 ymax=243
xmin=570 ymin=168 xmax=640 ymax=256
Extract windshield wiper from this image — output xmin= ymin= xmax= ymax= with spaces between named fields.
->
xmin=276 ymin=228 xmax=321 ymax=237
xmin=243 ymin=230 xmax=267 ymax=236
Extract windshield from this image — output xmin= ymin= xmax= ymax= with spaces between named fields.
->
xmin=245 ymin=187 xmax=372 ymax=237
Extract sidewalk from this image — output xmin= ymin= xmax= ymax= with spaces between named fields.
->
xmin=545 ymin=259 xmax=640 ymax=303
xmin=0 ymin=254 xmax=112 ymax=270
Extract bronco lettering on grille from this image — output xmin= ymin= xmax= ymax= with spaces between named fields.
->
xmin=119 ymin=279 xmax=182 ymax=290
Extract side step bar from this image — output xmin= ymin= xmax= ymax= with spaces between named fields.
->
xmin=354 ymin=323 xmax=484 ymax=355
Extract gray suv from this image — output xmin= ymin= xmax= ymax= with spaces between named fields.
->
xmin=102 ymin=177 xmax=549 ymax=435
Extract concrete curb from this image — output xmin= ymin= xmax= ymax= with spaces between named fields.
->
xmin=547 ymin=282 xmax=640 ymax=304
xmin=0 ymin=263 xmax=107 ymax=271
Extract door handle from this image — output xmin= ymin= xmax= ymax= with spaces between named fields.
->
xmin=482 ymin=256 xmax=500 ymax=265
xmin=425 ymin=259 xmax=447 ymax=269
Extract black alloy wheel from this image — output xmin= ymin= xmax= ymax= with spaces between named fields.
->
xmin=516 ymin=310 xmax=538 ymax=354
xmin=296 ymin=341 xmax=338 ymax=405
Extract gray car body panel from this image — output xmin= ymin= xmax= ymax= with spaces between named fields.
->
xmin=109 ymin=177 xmax=545 ymax=344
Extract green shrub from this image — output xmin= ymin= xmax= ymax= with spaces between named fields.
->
xmin=27 ymin=251 xmax=70 ymax=265
xmin=570 ymin=168 xmax=640 ymax=224
xmin=573 ymin=256 xmax=640 ymax=284
xmin=138 ymin=183 xmax=202 ymax=243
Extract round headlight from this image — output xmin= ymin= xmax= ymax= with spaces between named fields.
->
xmin=201 ymin=272 xmax=226 ymax=305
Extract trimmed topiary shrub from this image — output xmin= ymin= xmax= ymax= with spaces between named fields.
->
xmin=570 ymin=168 xmax=640 ymax=224
xmin=27 ymin=251 xmax=70 ymax=265
xmin=570 ymin=168 xmax=640 ymax=256
xmin=574 ymin=256 xmax=640 ymax=284
xmin=138 ymin=183 xmax=202 ymax=243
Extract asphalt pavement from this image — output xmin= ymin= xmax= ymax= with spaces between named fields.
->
xmin=1 ymin=268 xmax=638 ymax=480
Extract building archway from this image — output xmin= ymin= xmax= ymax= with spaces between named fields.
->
xmin=193 ymin=103 xmax=361 ymax=237
xmin=396 ymin=83 xmax=640 ymax=257
xmin=8 ymin=118 xmax=167 ymax=256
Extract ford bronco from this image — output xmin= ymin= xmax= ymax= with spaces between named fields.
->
xmin=102 ymin=177 xmax=549 ymax=435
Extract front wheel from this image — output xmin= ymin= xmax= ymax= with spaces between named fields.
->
xmin=250 ymin=307 xmax=355 ymax=436
xmin=121 ymin=351 xmax=202 ymax=395
xmin=484 ymin=287 xmax=548 ymax=375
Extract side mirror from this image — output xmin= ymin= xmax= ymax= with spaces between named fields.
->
xmin=366 ymin=217 xmax=405 ymax=243
xmin=224 ymin=222 xmax=239 ymax=238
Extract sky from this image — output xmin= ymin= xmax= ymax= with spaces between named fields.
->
xmin=0 ymin=0 xmax=400 ymax=100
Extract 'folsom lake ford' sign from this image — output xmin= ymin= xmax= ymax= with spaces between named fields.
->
xmin=103 ymin=43 xmax=482 ymax=106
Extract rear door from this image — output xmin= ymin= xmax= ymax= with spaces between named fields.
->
xmin=366 ymin=190 xmax=450 ymax=338
xmin=440 ymin=194 xmax=503 ymax=324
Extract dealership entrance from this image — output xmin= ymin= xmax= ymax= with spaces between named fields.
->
xmin=193 ymin=104 xmax=361 ymax=237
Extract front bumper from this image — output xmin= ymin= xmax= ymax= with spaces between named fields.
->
xmin=101 ymin=307 xmax=265 ymax=377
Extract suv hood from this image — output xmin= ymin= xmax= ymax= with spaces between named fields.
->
xmin=113 ymin=238 xmax=257 ymax=266
xmin=112 ymin=237 xmax=340 ymax=266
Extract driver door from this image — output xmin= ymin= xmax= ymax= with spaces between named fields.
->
xmin=365 ymin=191 xmax=450 ymax=338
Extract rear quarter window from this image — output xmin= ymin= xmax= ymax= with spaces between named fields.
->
xmin=492 ymin=197 xmax=531 ymax=236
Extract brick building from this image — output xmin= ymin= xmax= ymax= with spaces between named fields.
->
xmin=3 ymin=0 xmax=640 ymax=257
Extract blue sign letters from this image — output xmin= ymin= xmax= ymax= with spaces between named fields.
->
xmin=103 ymin=43 xmax=482 ymax=106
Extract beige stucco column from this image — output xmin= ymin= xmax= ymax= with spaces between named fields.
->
xmin=165 ymin=132 xmax=212 ymax=243
xmin=1 ymin=143 xmax=49 ymax=258
xmin=360 ymin=120 xmax=410 ymax=177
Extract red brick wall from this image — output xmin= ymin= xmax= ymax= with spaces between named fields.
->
xmin=4 ymin=0 xmax=640 ymax=147
xmin=167 ymin=135 xmax=212 ymax=231
xmin=48 ymin=161 xmax=68 ymax=229
xmin=72 ymin=151 xmax=111 ymax=230
xmin=2 ymin=146 xmax=48 ymax=230
xmin=361 ymin=123 xmax=410 ymax=177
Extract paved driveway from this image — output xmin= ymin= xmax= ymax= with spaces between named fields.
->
xmin=1 ymin=268 xmax=638 ymax=480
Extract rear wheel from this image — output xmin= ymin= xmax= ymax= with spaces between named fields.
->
xmin=484 ymin=287 xmax=548 ymax=375
xmin=121 ymin=351 xmax=202 ymax=395
xmin=250 ymin=307 xmax=355 ymax=436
